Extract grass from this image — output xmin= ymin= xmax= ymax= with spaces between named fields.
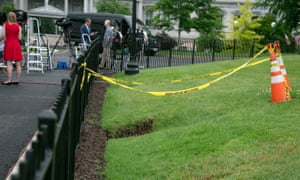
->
xmin=97 ymin=53 xmax=300 ymax=179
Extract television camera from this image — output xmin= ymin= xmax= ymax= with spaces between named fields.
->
xmin=13 ymin=9 xmax=28 ymax=24
xmin=56 ymin=18 xmax=72 ymax=30
xmin=50 ymin=18 xmax=73 ymax=56
xmin=0 ymin=9 xmax=27 ymax=25
xmin=55 ymin=18 xmax=72 ymax=42
xmin=0 ymin=12 xmax=6 ymax=24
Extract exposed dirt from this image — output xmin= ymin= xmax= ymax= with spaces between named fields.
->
xmin=74 ymin=80 xmax=108 ymax=180
xmin=74 ymin=77 xmax=153 ymax=180
xmin=106 ymin=119 xmax=153 ymax=139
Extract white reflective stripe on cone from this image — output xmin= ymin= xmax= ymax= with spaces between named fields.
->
xmin=271 ymin=75 xmax=285 ymax=84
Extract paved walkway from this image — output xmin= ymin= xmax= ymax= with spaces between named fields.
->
xmin=0 ymin=50 xmax=71 ymax=179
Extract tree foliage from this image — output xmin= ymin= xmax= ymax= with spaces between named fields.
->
xmin=147 ymin=0 xmax=193 ymax=39
xmin=148 ymin=0 xmax=223 ymax=39
xmin=256 ymin=13 xmax=297 ymax=52
xmin=228 ymin=0 xmax=263 ymax=41
xmin=193 ymin=0 xmax=223 ymax=37
xmin=96 ymin=0 xmax=131 ymax=15
xmin=255 ymin=0 xmax=300 ymax=32
xmin=40 ymin=18 xmax=56 ymax=34
xmin=254 ymin=13 xmax=276 ymax=41
xmin=0 ymin=4 xmax=14 ymax=14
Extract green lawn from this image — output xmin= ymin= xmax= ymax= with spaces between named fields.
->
xmin=97 ymin=53 xmax=300 ymax=179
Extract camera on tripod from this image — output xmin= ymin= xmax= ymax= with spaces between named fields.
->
xmin=0 ymin=9 xmax=27 ymax=25
xmin=0 ymin=12 xmax=6 ymax=24
xmin=56 ymin=18 xmax=72 ymax=29
xmin=56 ymin=18 xmax=72 ymax=44
xmin=13 ymin=9 xmax=28 ymax=24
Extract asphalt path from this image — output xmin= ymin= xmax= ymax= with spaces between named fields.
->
xmin=0 ymin=50 xmax=71 ymax=179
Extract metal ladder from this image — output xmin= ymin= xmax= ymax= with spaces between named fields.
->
xmin=26 ymin=17 xmax=53 ymax=73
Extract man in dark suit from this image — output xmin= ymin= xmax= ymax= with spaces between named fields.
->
xmin=80 ymin=18 xmax=93 ymax=44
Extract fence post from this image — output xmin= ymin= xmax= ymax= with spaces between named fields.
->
xmin=19 ymin=160 xmax=28 ymax=180
xmin=120 ymin=43 xmax=124 ymax=71
xmin=37 ymin=110 xmax=57 ymax=179
xmin=168 ymin=48 xmax=172 ymax=66
xmin=212 ymin=39 xmax=216 ymax=62
xmin=250 ymin=39 xmax=255 ymax=57
xmin=232 ymin=39 xmax=236 ymax=60
xmin=192 ymin=39 xmax=196 ymax=64
xmin=37 ymin=126 xmax=47 ymax=161
xmin=61 ymin=78 xmax=77 ymax=180
xmin=146 ymin=52 xmax=150 ymax=68
xmin=38 ymin=110 xmax=57 ymax=149
xmin=25 ymin=149 xmax=34 ymax=179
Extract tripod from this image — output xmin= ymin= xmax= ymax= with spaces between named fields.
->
xmin=50 ymin=31 xmax=64 ymax=57
xmin=50 ymin=25 xmax=76 ymax=68
xmin=51 ymin=25 xmax=71 ymax=57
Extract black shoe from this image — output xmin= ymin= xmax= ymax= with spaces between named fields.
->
xmin=1 ymin=81 xmax=12 ymax=85
xmin=11 ymin=81 xmax=19 ymax=85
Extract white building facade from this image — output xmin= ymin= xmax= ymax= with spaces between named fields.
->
xmin=125 ymin=0 xmax=268 ymax=38
xmin=2 ymin=0 xmax=267 ymax=38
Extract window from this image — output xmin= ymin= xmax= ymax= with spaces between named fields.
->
xmin=28 ymin=0 xmax=43 ymax=9
xmin=68 ymin=0 xmax=83 ymax=12
xmin=49 ymin=0 xmax=64 ymax=10
xmin=146 ymin=10 xmax=153 ymax=25
xmin=0 ymin=0 xmax=13 ymax=7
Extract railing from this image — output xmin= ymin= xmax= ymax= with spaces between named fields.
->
xmin=111 ymin=38 xmax=258 ymax=71
xmin=7 ymin=37 xmax=101 ymax=180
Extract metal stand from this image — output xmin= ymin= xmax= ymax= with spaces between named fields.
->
xmin=125 ymin=0 xmax=139 ymax=75
xmin=50 ymin=31 xmax=64 ymax=57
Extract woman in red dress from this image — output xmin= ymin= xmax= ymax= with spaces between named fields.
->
xmin=0 ymin=12 xmax=23 ymax=85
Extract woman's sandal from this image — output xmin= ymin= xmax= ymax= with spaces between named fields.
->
xmin=1 ymin=81 xmax=12 ymax=85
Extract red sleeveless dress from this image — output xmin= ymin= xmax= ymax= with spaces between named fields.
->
xmin=3 ymin=22 xmax=23 ymax=61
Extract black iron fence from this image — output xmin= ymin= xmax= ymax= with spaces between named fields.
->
xmin=7 ymin=37 xmax=101 ymax=180
xmin=112 ymin=38 xmax=258 ymax=71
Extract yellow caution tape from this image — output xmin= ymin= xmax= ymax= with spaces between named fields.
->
xmin=80 ymin=46 xmax=268 ymax=96
xmin=247 ymin=58 xmax=269 ymax=67
xmin=80 ymin=62 xmax=87 ymax=90
xmin=84 ymin=58 xmax=268 ymax=96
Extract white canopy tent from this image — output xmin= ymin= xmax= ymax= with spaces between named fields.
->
xmin=27 ymin=5 xmax=66 ymax=19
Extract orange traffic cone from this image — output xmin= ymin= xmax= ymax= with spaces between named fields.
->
xmin=274 ymin=41 xmax=291 ymax=89
xmin=268 ymin=43 xmax=291 ymax=103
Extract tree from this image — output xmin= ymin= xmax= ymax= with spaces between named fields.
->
xmin=257 ymin=14 xmax=275 ymax=36
xmin=228 ymin=0 xmax=264 ymax=41
xmin=148 ymin=0 xmax=193 ymax=40
xmin=40 ymin=18 xmax=56 ymax=34
xmin=96 ymin=0 xmax=131 ymax=15
xmin=193 ymin=0 xmax=223 ymax=40
xmin=0 ymin=4 xmax=14 ymax=14
xmin=148 ymin=0 xmax=223 ymax=40
xmin=255 ymin=0 xmax=300 ymax=32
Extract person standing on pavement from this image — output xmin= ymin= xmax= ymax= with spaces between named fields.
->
xmin=0 ymin=22 xmax=4 ymax=62
xmin=0 ymin=12 xmax=23 ymax=85
xmin=99 ymin=19 xmax=113 ymax=69
xmin=0 ymin=22 xmax=7 ymax=75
